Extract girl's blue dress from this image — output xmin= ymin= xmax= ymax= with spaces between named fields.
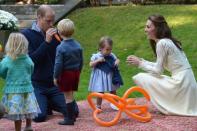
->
xmin=89 ymin=52 xmax=123 ymax=92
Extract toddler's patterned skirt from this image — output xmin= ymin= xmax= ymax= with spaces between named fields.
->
xmin=2 ymin=92 xmax=41 ymax=121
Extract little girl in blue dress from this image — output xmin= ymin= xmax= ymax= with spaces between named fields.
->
xmin=89 ymin=36 xmax=123 ymax=109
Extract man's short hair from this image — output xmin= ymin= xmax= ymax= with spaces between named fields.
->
xmin=37 ymin=5 xmax=54 ymax=17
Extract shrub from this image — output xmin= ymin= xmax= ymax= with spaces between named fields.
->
xmin=0 ymin=10 xmax=19 ymax=31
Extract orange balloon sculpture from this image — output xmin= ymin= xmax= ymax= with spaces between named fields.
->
xmin=87 ymin=86 xmax=152 ymax=127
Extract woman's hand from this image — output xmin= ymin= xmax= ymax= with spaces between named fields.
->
xmin=126 ymin=55 xmax=141 ymax=66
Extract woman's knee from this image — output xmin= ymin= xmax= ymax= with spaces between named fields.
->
xmin=132 ymin=73 xmax=147 ymax=84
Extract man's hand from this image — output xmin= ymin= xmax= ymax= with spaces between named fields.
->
xmin=46 ymin=28 xmax=57 ymax=43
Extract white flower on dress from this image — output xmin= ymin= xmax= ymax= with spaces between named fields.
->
xmin=0 ymin=10 xmax=19 ymax=30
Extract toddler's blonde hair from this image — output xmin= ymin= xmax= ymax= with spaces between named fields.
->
xmin=5 ymin=33 xmax=28 ymax=60
xmin=57 ymin=19 xmax=74 ymax=38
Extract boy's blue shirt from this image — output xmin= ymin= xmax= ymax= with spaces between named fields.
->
xmin=53 ymin=39 xmax=83 ymax=78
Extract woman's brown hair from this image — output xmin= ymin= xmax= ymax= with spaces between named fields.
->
xmin=148 ymin=14 xmax=182 ymax=56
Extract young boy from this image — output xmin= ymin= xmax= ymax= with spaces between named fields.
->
xmin=53 ymin=19 xmax=83 ymax=125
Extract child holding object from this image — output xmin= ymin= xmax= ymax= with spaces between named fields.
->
xmin=89 ymin=36 xmax=123 ymax=110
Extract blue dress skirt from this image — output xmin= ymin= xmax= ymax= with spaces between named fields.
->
xmin=88 ymin=52 xmax=121 ymax=92
xmin=89 ymin=68 xmax=120 ymax=92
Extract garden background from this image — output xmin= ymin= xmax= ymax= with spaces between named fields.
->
xmin=1 ymin=3 xmax=197 ymax=101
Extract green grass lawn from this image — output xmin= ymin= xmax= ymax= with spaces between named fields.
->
xmin=1 ymin=5 xmax=197 ymax=100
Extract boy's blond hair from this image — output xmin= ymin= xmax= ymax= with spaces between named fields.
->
xmin=5 ymin=33 xmax=28 ymax=60
xmin=57 ymin=19 xmax=74 ymax=38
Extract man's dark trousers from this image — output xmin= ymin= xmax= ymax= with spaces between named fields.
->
xmin=33 ymin=82 xmax=79 ymax=122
